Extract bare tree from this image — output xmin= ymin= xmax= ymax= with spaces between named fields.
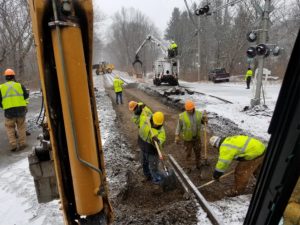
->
xmin=105 ymin=7 xmax=160 ymax=72
xmin=0 ymin=0 xmax=33 ymax=80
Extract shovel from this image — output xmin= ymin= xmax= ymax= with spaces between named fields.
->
xmin=197 ymin=170 xmax=234 ymax=189
xmin=200 ymin=111 xmax=211 ymax=177
xmin=146 ymin=119 xmax=177 ymax=192
xmin=203 ymin=110 xmax=209 ymax=166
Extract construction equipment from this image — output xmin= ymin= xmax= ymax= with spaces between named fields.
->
xmin=146 ymin=118 xmax=177 ymax=192
xmin=132 ymin=35 xmax=179 ymax=86
xmin=96 ymin=61 xmax=115 ymax=75
xmin=28 ymin=0 xmax=113 ymax=224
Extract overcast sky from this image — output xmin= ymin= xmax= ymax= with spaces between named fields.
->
xmin=93 ymin=0 xmax=188 ymax=34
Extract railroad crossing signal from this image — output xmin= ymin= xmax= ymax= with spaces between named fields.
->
xmin=195 ymin=5 xmax=210 ymax=16
xmin=246 ymin=47 xmax=257 ymax=58
xmin=256 ymin=44 xmax=269 ymax=56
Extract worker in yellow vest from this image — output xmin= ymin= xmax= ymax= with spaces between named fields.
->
xmin=113 ymin=75 xmax=124 ymax=104
xmin=168 ymin=40 xmax=178 ymax=58
xmin=138 ymin=112 xmax=166 ymax=184
xmin=128 ymin=101 xmax=152 ymax=128
xmin=0 ymin=69 xmax=29 ymax=151
xmin=245 ymin=68 xmax=253 ymax=89
xmin=175 ymin=100 xmax=207 ymax=169
xmin=210 ymin=135 xmax=266 ymax=196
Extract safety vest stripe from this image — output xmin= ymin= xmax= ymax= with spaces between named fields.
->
xmin=221 ymin=137 xmax=252 ymax=152
xmin=241 ymin=137 xmax=252 ymax=153
xmin=215 ymin=168 xmax=226 ymax=173
xmin=218 ymin=158 xmax=231 ymax=164
xmin=2 ymin=85 xmax=23 ymax=99
xmin=221 ymin=143 xmax=241 ymax=150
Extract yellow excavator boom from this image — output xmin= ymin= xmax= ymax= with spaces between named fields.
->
xmin=28 ymin=0 xmax=113 ymax=224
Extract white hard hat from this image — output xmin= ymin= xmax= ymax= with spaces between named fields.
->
xmin=115 ymin=75 xmax=119 ymax=79
xmin=209 ymin=136 xmax=221 ymax=148
xmin=171 ymin=40 xmax=175 ymax=43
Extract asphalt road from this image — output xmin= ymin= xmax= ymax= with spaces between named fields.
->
xmin=0 ymin=92 xmax=43 ymax=169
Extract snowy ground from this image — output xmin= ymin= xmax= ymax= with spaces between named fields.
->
xmin=0 ymin=71 xmax=282 ymax=224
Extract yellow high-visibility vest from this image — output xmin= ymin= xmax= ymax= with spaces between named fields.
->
xmin=0 ymin=81 xmax=27 ymax=109
xmin=215 ymin=135 xmax=266 ymax=173
xmin=139 ymin=117 xmax=166 ymax=146
xmin=113 ymin=78 xmax=124 ymax=92
xmin=179 ymin=111 xmax=202 ymax=141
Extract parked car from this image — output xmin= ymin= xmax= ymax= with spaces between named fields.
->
xmin=208 ymin=68 xmax=230 ymax=83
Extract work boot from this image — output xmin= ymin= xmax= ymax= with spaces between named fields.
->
xmin=18 ymin=144 xmax=28 ymax=151
xmin=225 ymin=189 xmax=239 ymax=197
xmin=10 ymin=146 xmax=17 ymax=152
xmin=142 ymin=176 xmax=152 ymax=183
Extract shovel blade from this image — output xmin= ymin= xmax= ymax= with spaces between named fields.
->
xmin=160 ymin=170 xmax=177 ymax=192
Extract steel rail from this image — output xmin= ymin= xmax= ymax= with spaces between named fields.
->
xmin=168 ymin=154 xmax=223 ymax=225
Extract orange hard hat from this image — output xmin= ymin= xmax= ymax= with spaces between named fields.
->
xmin=128 ymin=101 xmax=138 ymax=111
xmin=185 ymin=100 xmax=195 ymax=111
xmin=4 ymin=68 xmax=15 ymax=76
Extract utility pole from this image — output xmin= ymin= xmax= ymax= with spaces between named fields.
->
xmin=251 ymin=0 xmax=271 ymax=107
xmin=197 ymin=16 xmax=201 ymax=81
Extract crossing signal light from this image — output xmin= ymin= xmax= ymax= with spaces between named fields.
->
xmin=256 ymin=44 xmax=269 ymax=56
xmin=246 ymin=47 xmax=256 ymax=58
xmin=195 ymin=5 xmax=210 ymax=16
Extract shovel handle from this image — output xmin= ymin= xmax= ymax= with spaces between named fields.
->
xmin=197 ymin=170 xmax=234 ymax=189
xmin=203 ymin=110 xmax=208 ymax=160
xmin=146 ymin=118 xmax=164 ymax=160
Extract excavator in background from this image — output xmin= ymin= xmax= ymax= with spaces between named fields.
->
xmin=96 ymin=61 xmax=115 ymax=75
xmin=132 ymin=35 xmax=179 ymax=86
xmin=28 ymin=0 xmax=113 ymax=224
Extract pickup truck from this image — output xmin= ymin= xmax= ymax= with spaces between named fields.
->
xmin=208 ymin=68 xmax=230 ymax=83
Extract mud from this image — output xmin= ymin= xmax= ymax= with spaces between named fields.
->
xmin=95 ymin=77 xmax=199 ymax=225
xmin=100 ymin=78 xmax=258 ymax=224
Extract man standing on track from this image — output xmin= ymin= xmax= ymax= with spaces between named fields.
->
xmin=175 ymin=100 xmax=207 ymax=169
xmin=113 ymin=75 xmax=124 ymax=104
xmin=138 ymin=112 xmax=166 ymax=184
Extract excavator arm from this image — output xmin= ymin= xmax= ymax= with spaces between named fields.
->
xmin=28 ymin=0 xmax=113 ymax=224
xmin=133 ymin=35 xmax=168 ymax=66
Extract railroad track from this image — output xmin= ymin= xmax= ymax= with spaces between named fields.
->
xmin=168 ymin=154 xmax=223 ymax=225
xmin=178 ymin=85 xmax=233 ymax=104
xmin=103 ymin=74 xmax=232 ymax=105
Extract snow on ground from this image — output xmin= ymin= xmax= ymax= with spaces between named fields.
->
xmin=179 ymin=80 xmax=281 ymax=141
xmin=0 ymin=71 xmax=282 ymax=225
xmin=0 ymin=159 xmax=63 ymax=225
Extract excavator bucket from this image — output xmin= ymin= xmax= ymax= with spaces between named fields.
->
xmin=132 ymin=55 xmax=143 ymax=78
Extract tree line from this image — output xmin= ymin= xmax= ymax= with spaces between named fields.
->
xmin=0 ymin=1 xmax=298 ymax=89
xmin=102 ymin=0 xmax=299 ymax=80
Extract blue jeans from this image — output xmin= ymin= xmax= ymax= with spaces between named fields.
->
xmin=140 ymin=150 xmax=162 ymax=184
xmin=115 ymin=91 xmax=123 ymax=104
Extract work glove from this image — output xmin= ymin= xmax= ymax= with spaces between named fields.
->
xmin=213 ymin=170 xmax=223 ymax=180
xmin=152 ymin=136 xmax=160 ymax=144
xmin=175 ymin=135 xmax=180 ymax=144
